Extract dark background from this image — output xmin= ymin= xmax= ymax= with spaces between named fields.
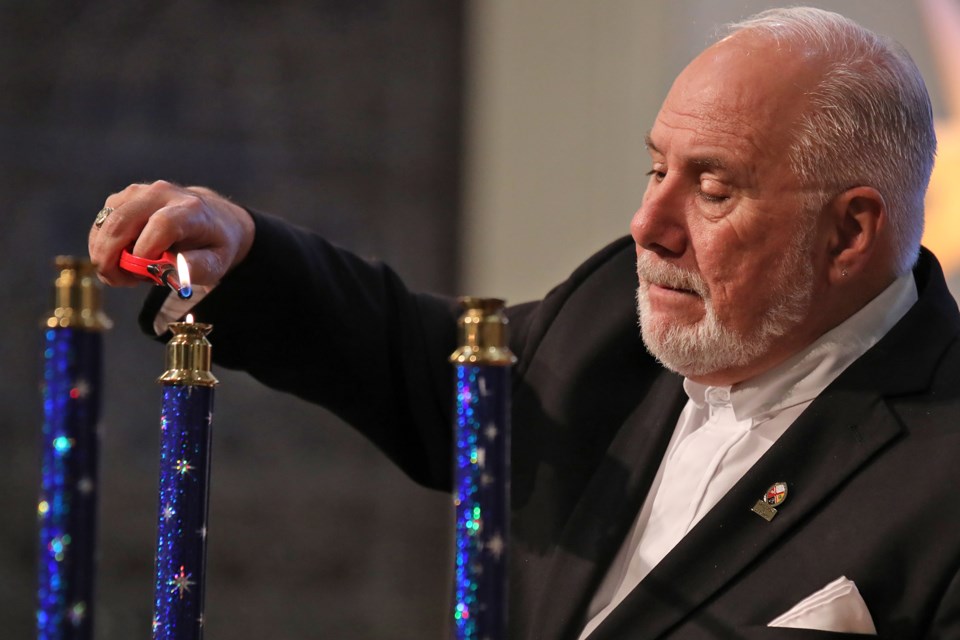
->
xmin=1 ymin=1 xmax=463 ymax=638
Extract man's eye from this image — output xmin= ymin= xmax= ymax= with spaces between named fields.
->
xmin=698 ymin=179 xmax=729 ymax=203
xmin=645 ymin=168 xmax=666 ymax=182
xmin=698 ymin=190 xmax=729 ymax=203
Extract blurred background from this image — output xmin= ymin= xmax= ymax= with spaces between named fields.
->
xmin=1 ymin=0 xmax=957 ymax=638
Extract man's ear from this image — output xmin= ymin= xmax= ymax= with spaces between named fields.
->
xmin=825 ymin=186 xmax=887 ymax=283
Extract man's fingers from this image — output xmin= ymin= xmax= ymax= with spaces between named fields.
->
xmin=132 ymin=204 xmax=189 ymax=259
xmin=95 ymin=271 xmax=142 ymax=288
xmin=89 ymin=181 xmax=191 ymax=285
xmin=89 ymin=180 xmax=251 ymax=289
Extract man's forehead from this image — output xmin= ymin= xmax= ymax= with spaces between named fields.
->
xmin=671 ymin=34 xmax=819 ymax=122
xmin=647 ymin=43 xmax=816 ymax=168
xmin=644 ymin=111 xmax=773 ymax=172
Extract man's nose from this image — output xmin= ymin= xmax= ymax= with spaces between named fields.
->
xmin=630 ymin=183 xmax=687 ymax=258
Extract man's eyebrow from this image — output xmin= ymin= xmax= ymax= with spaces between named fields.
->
xmin=691 ymin=156 xmax=727 ymax=171
xmin=644 ymin=134 xmax=728 ymax=171
xmin=644 ymin=134 xmax=659 ymax=154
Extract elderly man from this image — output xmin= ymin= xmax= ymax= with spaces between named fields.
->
xmin=89 ymin=7 xmax=959 ymax=639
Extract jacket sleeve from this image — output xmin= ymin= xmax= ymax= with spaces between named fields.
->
xmin=140 ymin=210 xmax=462 ymax=491
xmin=137 ymin=210 xmax=637 ymax=492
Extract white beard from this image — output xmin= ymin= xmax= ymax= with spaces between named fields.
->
xmin=635 ymin=233 xmax=814 ymax=378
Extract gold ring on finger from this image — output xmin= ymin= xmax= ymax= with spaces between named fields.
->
xmin=94 ymin=206 xmax=114 ymax=229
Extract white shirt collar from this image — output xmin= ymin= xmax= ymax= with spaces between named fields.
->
xmin=683 ymin=272 xmax=919 ymax=424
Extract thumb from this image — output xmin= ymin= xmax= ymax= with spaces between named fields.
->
xmin=175 ymin=249 xmax=230 ymax=287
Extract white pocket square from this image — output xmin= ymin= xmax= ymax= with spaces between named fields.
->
xmin=767 ymin=576 xmax=877 ymax=635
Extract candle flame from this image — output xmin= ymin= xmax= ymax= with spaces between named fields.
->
xmin=176 ymin=253 xmax=191 ymax=295
xmin=186 ymin=313 xmax=194 ymax=324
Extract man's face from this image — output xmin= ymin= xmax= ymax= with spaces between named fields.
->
xmin=633 ymin=35 xmax=829 ymax=384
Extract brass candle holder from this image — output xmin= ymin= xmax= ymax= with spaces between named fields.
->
xmin=46 ymin=256 xmax=112 ymax=331
xmin=157 ymin=321 xmax=218 ymax=387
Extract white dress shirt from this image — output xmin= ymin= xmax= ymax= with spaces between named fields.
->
xmin=579 ymin=272 xmax=918 ymax=639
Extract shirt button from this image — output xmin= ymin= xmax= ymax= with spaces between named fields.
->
xmin=705 ymin=386 xmax=731 ymax=406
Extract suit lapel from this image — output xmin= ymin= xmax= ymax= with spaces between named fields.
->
xmin=529 ymin=372 xmax=686 ymax=640
xmin=590 ymin=387 xmax=903 ymax=639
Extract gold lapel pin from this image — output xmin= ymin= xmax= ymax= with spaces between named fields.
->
xmin=751 ymin=481 xmax=788 ymax=522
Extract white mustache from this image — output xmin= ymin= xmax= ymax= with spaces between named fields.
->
xmin=636 ymin=253 xmax=709 ymax=298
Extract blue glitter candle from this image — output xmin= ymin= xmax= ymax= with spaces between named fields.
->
xmin=450 ymin=298 xmax=516 ymax=640
xmin=152 ymin=319 xmax=217 ymax=640
xmin=38 ymin=257 xmax=111 ymax=640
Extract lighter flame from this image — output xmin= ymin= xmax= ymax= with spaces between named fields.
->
xmin=176 ymin=253 xmax=191 ymax=291
xmin=186 ymin=313 xmax=194 ymax=324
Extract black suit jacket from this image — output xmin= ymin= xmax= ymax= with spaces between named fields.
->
xmin=144 ymin=212 xmax=960 ymax=639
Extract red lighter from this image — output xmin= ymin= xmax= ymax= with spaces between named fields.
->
xmin=119 ymin=250 xmax=192 ymax=299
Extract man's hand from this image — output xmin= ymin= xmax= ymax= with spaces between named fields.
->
xmin=88 ymin=180 xmax=255 ymax=288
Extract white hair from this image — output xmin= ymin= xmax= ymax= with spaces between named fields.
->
xmin=724 ymin=7 xmax=937 ymax=275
